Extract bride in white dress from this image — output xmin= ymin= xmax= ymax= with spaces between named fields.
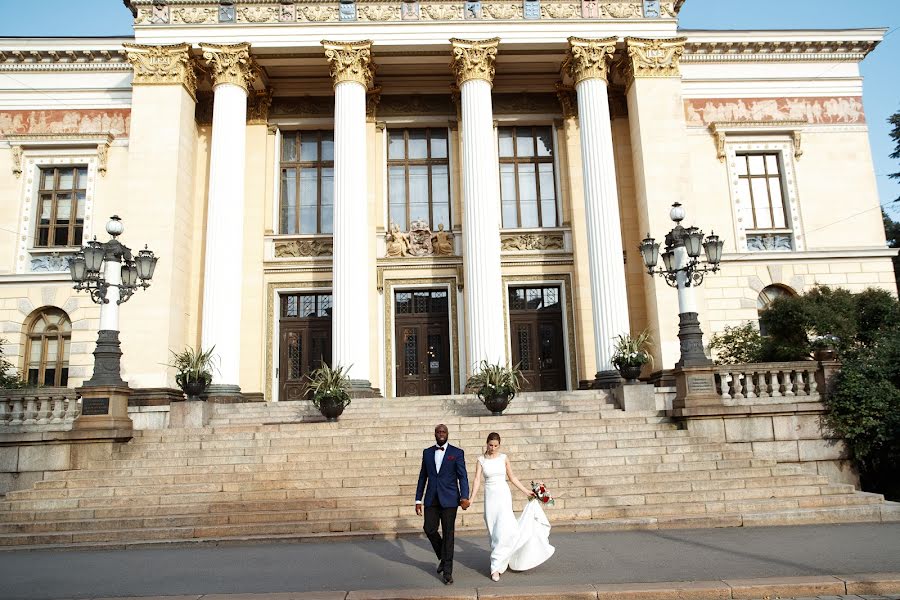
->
xmin=468 ymin=432 xmax=555 ymax=581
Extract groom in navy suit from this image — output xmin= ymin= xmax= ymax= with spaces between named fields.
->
xmin=415 ymin=423 xmax=470 ymax=585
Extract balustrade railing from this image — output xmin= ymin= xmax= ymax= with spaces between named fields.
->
xmin=0 ymin=388 xmax=80 ymax=432
xmin=715 ymin=362 xmax=821 ymax=405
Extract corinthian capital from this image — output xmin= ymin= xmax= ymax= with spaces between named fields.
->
xmin=322 ymin=40 xmax=375 ymax=88
xmin=565 ymin=37 xmax=617 ymax=86
xmin=124 ymin=43 xmax=198 ymax=100
xmin=449 ymin=38 xmax=500 ymax=87
xmin=200 ymin=42 xmax=259 ymax=92
xmin=624 ymin=37 xmax=686 ymax=82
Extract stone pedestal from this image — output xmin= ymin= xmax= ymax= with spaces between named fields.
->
xmin=614 ymin=382 xmax=656 ymax=411
xmin=673 ymin=365 xmax=720 ymax=409
xmin=168 ymin=400 xmax=212 ymax=428
xmin=73 ymin=385 xmax=133 ymax=432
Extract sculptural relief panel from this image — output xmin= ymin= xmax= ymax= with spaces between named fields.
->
xmin=685 ymin=96 xmax=866 ymax=127
xmin=0 ymin=109 xmax=131 ymax=137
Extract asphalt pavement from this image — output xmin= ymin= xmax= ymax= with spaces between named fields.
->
xmin=1 ymin=523 xmax=899 ymax=600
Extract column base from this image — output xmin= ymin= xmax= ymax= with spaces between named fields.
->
xmin=590 ymin=370 xmax=623 ymax=389
xmin=201 ymin=384 xmax=243 ymax=404
xmin=348 ymin=379 xmax=382 ymax=398
xmin=73 ymin=384 xmax=133 ymax=433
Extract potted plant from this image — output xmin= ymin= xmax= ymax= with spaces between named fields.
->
xmin=302 ymin=363 xmax=352 ymax=421
xmin=168 ymin=345 xmax=217 ymax=401
xmin=810 ymin=333 xmax=839 ymax=361
xmin=611 ymin=330 xmax=654 ymax=383
xmin=466 ymin=360 xmax=523 ymax=416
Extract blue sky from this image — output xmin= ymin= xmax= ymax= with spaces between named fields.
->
xmin=1 ymin=0 xmax=898 ymax=217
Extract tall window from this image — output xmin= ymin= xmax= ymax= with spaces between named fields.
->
xmin=280 ymin=131 xmax=334 ymax=234
xmin=498 ymin=126 xmax=558 ymax=229
xmin=35 ymin=166 xmax=87 ymax=247
xmin=387 ymin=128 xmax=450 ymax=231
xmin=25 ymin=308 xmax=71 ymax=387
xmin=736 ymin=153 xmax=788 ymax=231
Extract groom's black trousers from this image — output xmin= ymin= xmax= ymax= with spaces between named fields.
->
xmin=424 ymin=501 xmax=458 ymax=576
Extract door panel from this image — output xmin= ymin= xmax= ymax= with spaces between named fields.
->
xmin=278 ymin=293 xmax=332 ymax=402
xmin=395 ymin=289 xmax=452 ymax=397
xmin=508 ymin=286 xmax=566 ymax=392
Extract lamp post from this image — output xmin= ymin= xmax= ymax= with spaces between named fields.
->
xmin=68 ymin=215 xmax=158 ymax=430
xmin=638 ymin=203 xmax=724 ymax=367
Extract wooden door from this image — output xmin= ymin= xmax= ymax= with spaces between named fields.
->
xmin=395 ymin=289 xmax=452 ymax=397
xmin=508 ymin=286 xmax=566 ymax=392
xmin=278 ymin=293 xmax=332 ymax=402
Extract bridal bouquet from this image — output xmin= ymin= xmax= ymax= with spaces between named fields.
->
xmin=530 ymin=481 xmax=555 ymax=506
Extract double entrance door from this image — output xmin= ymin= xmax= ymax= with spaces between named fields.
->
xmin=278 ymin=292 xmax=332 ymax=402
xmin=394 ymin=289 xmax=452 ymax=397
xmin=508 ymin=285 xmax=566 ymax=392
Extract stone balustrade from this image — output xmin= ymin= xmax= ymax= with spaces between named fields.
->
xmin=715 ymin=362 xmax=820 ymax=405
xmin=0 ymin=388 xmax=80 ymax=432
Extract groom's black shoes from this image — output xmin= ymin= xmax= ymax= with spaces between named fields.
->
xmin=442 ymin=574 xmax=454 ymax=585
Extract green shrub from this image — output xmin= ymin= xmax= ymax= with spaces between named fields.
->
xmin=0 ymin=338 xmax=27 ymax=390
xmin=708 ymin=322 xmax=763 ymax=365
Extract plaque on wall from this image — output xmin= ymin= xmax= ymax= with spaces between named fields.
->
xmin=81 ymin=397 xmax=110 ymax=416
xmin=687 ymin=376 xmax=714 ymax=394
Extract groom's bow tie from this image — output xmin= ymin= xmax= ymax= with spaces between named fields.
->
xmin=435 ymin=446 xmax=445 ymax=451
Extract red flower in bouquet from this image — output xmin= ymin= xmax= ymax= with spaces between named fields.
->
xmin=530 ymin=480 xmax=555 ymax=506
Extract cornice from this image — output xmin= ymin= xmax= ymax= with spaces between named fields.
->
xmin=0 ymin=48 xmax=130 ymax=72
xmin=681 ymin=39 xmax=880 ymax=63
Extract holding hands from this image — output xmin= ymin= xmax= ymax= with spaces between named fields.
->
xmin=460 ymin=498 xmax=471 ymax=510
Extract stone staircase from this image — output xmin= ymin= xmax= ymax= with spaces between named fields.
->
xmin=0 ymin=390 xmax=895 ymax=550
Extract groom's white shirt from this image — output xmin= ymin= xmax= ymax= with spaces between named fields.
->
xmin=434 ymin=444 xmax=447 ymax=473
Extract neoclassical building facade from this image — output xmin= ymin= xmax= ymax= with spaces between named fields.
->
xmin=0 ymin=0 xmax=894 ymax=402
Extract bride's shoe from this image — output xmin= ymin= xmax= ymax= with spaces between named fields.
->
xmin=491 ymin=572 xmax=500 ymax=582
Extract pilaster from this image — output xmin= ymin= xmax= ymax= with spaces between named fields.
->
xmin=623 ymin=36 xmax=697 ymax=368
xmin=121 ymin=44 xmax=199 ymax=389
xmin=450 ymin=38 xmax=507 ymax=369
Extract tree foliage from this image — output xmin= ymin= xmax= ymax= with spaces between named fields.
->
xmin=708 ymin=321 xmax=763 ymax=365
xmin=0 ymin=338 xmax=26 ymax=389
xmin=890 ymin=109 xmax=900 ymax=203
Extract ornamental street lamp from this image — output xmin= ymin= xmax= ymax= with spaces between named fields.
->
xmin=639 ymin=203 xmax=724 ymax=367
xmin=68 ymin=215 xmax=158 ymax=430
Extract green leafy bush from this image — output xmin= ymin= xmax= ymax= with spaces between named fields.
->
xmin=707 ymin=322 xmax=763 ymax=365
xmin=467 ymin=360 xmax=524 ymax=403
xmin=0 ymin=338 xmax=27 ymax=389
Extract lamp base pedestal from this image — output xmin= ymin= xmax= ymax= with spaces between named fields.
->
xmin=73 ymin=384 xmax=133 ymax=433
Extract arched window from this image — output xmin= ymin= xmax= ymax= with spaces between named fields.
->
xmin=757 ymin=285 xmax=795 ymax=336
xmin=25 ymin=308 xmax=71 ymax=387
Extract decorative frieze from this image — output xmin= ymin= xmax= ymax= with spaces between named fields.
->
xmin=378 ymin=94 xmax=453 ymax=116
xmin=565 ymin=37 xmax=617 ymax=85
xmin=200 ymin=42 xmax=259 ymax=92
xmin=30 ymin=254 xmax=74 ymax=273
xmin=747 ymin=234 xmax=794 ymax=253
xmin=237 ymin=5 xmax=279 ymax=22
xmin=123 ymin=43 xmax=198 ymax=100
xmin=686 ymin=97 xmax=866 ymax=127
xmin=623 ymin=37 xmax=686 ymax=82
xmin=322 ymin=40 xmax=375 ymax=88
xmin=270 ymin=96 xmax=334 ymax=117
xmin=170 ymin=6 xmax=217 ymax=24
xmin=493 ymin=92 xmax=559 ymax=114
xmin=500 ymin=233 xmax=565 ymax=251
xmin=0 ymin=111 xmax=130 ymax=137
xmin=449 ymin=38 xmax=500 ymax=87
xmin=274 ymin=238 xmax=334 ymax=258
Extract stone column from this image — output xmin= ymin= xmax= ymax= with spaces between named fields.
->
xmin=199 ymin=42 xmax=257 ymax=398
xmin=623 ymin=37 xmax=694 ymax=368
xmin=566 ymin=37 xmax=631 ymax=387
xmin=450 ymin=38 xmax=507 ymax=370
xmin=323 ymin=40 xmax=376 ymax=392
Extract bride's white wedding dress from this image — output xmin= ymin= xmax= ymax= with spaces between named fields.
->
xmin=478 ymin=454 xmax=555 ymax=575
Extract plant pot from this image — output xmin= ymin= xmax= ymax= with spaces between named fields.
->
xmin=616 ymin=364 xmax=643 ymax=383
xmin=318 ymin=396 xmax=347 ymax=421
xmin=182 ymin=379 xmax=209 ymax=401
xmin=482 ymin=393 xmax=510 ymax=416
xmin=814 ymin=347 xmax=836 ymax=361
